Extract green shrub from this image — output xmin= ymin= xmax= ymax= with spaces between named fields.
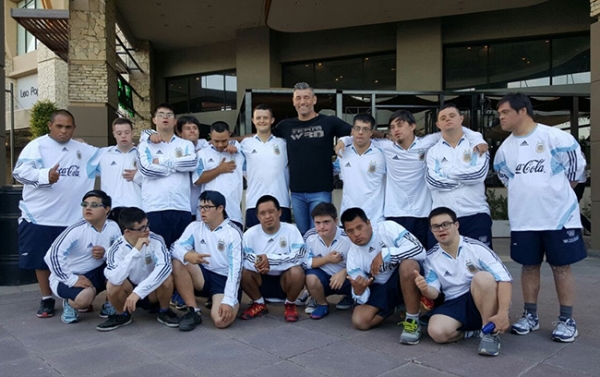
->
xmin=29 ymin=100 xmax=58 ymax=139
xmin=486 ymin=189 xmax=508 ymax=220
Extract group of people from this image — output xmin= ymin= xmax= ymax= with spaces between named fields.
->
xmin=13 ymin=82 xmax=587 ymax=356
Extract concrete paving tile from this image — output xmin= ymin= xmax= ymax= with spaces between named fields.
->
xmin=236 ymin=323 xmax=341 ymax=358
xmin=103 ymin=362 xmax=197 ymax=377
xmin=0 ymin=290 xmax=39 ymax=305
xmin=417 ymin=339 xmax=537 ymax=377
xmin=0 ymin=356 xmax=61 ymax=377
xmin=0 ymin=337 xmax=32 ymax=363
xmin=521 ymin=363 xmax=593 ymax=377
xmin=0 ymin=286 xmax=24 ymax=295
xmin=292 ymin=309 xmax=362 ymax=340
xmin=129 ymin=324 xmax=226 ymax=357
xmin=544 ymin=335 xmax=600 ymax=376
xmin=350 ymin=325 xmax=442 ymax=360
xmin=239 ymin=360 xmax=328 ymax=377
xmin=499 ymin=332 xmax=569 ymax=362
xmin=219 ymin=313 xmax=286 ymax=339
xmin=43 ymin=340 xmax=157 ymax=377
xmin=170 ymin=338 xmax=281 ymax=376
xmin=378 ymin=362 xmax=459 ymax=377
xmin=289 ymin=340 xmax=403 ymax=377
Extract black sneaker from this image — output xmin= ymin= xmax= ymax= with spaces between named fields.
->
xmin=179 ymin=307 xmax=202 ymax=331
xmin=157 ymin=308 xmax=180 ymax=328
xmin=96 ymin=313 xmax=132 ymax=331
xmin=37 ymin=298 xmax=55 ymax=318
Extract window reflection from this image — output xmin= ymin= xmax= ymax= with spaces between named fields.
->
xmin=166 ymin=71 xmax=236 ymax=114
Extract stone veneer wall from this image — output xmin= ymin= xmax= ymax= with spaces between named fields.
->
xmin=37 ymin=45 xmax=68 ymax=109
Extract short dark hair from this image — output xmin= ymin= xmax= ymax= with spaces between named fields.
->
xmin=428 ymin=207 xmax=458 ymax=224
xmin=118 ymin=207 xmax=147 ymax=232
xmin=253 ymin=104 xmax=274 ymax=117
xmin=388 ymin=110 xmax=416 ymax=126
xmin=439 ymin=103 xmax=461 ymax=115
xmin=353 ymin=113 xmax=376 ymax=130
xmin=49 ymin=109 xmax=75 ymax=124
xmin=210 ymin=121 xmax=230 ymax=133
xmin=256 ymin=195 xmax=280 ymax=211
xmin=311 ymin=202 xmax=338 ymax=220
xmin=176 ymin=115 xmax=201 ymax=134
xmin=112 ymin=118 xmax=133 ymax=130
xmin=82 ymin=189 xmax=112 ymax=208
xmin=497 ymin=93 xmax=534 ymax=117
xmin=340 ymin=207 xmax=369 ymax=229
xmin=153 ymin=103 xmax=176 ymax=115
xmin=293 ymin=82 xmax=314 ymax=93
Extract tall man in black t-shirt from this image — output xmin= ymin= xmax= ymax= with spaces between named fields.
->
xmin=270 ymin=82 xmax=352 ymax=235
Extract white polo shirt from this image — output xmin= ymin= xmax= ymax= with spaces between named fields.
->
xmin=93 ymin=146 xmax=142 ymax=208
xmin=303 ymin=227 xmax=352 ymax=276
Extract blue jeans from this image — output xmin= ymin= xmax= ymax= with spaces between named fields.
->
xmin=291 ymin=191 xmax=332 ymax=235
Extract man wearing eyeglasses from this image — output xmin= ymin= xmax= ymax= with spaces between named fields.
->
xmin=333 ymin=113 xmax=386 ymax=224
xmin=43 ymin=190 xmax=121 ymax=324
xmin=13 ymin=109 xmax=101 ymax=319
xmin=416 ymin=207 xmax=512 ymax=356
xmin=137 ymin=103 xmax=198 ymax=248
xmin=341 ymin=207 xmax=425 ymax=344
xmin=97 ymin=207 xmax=180 ymax=331
xmin=171 ymin=191 xmax=243 ymax=331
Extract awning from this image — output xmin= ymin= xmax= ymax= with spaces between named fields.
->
xmin=11 ymin=8 xmax=69 ymax=62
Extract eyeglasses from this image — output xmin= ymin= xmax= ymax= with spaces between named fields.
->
xmin=430 ymin=221 xmax=455 ymax=232
xmin=156 ymin=112 xmax=175 ymax=119
xmin=80 ymin=202 xmax=106 ymax=209
xmin=198 ymin=205 xmax=218 ymax=211
xmin=352 ymin=126 xmax=372 ymax=133
xmin=128 ymin=223 xmax=150 ymax=232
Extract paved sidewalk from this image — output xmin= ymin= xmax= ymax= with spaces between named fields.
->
xmin=1 ymin=238 xmax=599 ymax=377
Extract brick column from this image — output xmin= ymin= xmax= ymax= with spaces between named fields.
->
xmin=37 ymin=45 xmax=68 ymax=108
xmin=590 ymin=0 xmax=599 ymax=251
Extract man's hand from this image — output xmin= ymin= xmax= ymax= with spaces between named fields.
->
xmin=370 ymin=252 xmax=383 ymax=277
xmin=254 ymin=254 xmax=270 ymax=274
xmin=217 ymin=158 xmax=237 ymax=174
xmin=414 ymin=270 xmax=428 ymax=293
xmin=225 ymin=144 xmax=238 ymax=154
xmin=134 ymin=237 xmax=150 ymax=251
xmin=184 ymin=252 xmax=211 ymax=265
xmin=74 ymin=275 xmax=93 ymax=288
xmin=347 ymin=275 xmax=373 ymax=296
xmin=49 ymin=163 xmax=60 ymax=184
xmin=335 ymin=140 xmax=345 ymax=158
xmin=91 ymin=246 xmax=105 ymax=259
xmin=149 ymin=134 xmax=163 ymax=144
xmin=123 ymin=292 xmax=140 ymax=313
xmin=218 ymin=303 xmax=234 ymax=323
xmin=474 ymin=143 xmax=488 ymax=156
xmin=326 ymin=251 xmax=342 ymax=264
xmin=487 ymin=312 xmax=510 ymax=334
xmin=122 ymin=168 xmax=137 ymax=181
xmin=329 ymin=270 xmax=346 ymax=291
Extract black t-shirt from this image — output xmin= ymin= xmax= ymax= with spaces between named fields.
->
xmin=273 ymin=114 xmax=351 ymax=193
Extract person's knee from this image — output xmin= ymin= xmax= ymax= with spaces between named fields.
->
xmin=161 ymin=275 xmax=174 ymax=288
xmin=172 ymin=259 xmax=186 ymax=275
xmin=73 ymin=288 xmax=95 ymax=308
xmin=352 ymin=314 xmax=372 ymax=331
xmin=287 ymin=266 xmax=305 ymax=281
xmin=427 ymin=324 xmax=452 ymax=344
xmin=471 ymin=271 xmax=495 ymax=286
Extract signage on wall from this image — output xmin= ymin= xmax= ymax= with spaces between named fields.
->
xmin=16 ymin=74 xmax=39 ymax=110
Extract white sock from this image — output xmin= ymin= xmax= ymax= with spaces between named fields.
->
xmin=42 ymin=295 xmax=53 ymax=300
xmin=254 ymin=297 xmax=265 ymax=305
xmin=406 ymin=312 xmax=419 ymax=321
xmin=194 ymin=307 xmax=201 ymax=313
xmin=285 ymin=299 xmax=294 ymax=305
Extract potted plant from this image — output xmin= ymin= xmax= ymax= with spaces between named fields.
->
xmin=487 ymin=188 xmax=510 ymax=237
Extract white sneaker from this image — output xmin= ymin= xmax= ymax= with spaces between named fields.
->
xmin=511 ymin=312 xmax=539 ymax=335
xmin=294 ymin=290 xmax=310 ymax=306
xmin=304 ymin=298 xmax=317 ymax=314
xmin=552 ymin=317 xmax=578 ymax=343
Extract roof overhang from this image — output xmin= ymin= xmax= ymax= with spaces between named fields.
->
xmin=11 ymin=8 xmax=69 ymax=61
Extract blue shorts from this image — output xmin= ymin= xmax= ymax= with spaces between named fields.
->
xmin=457 ymin=213 xmax=493 ymax=249
xmin=126 ymin=279 xmax=159 ymax=311
xmin=365 ymin=268 xmax=403 ymax=318
xmin=306 ymin=268 xmax=351 ymax=297
xmin=431 ymin=291 xmax=482 ymax=331
xmin=147 ymin=210 xmax=192 ymax=249
xmin=194 ymin=264 xmax=242 ymax=303
xmin=511 ymin=228 xmax=586 ymax=266
xmin=259 ymin=273 xmax=287 ymax=301
xmin=245 ymin=207 xmax=292 ymax=230
xmin=18 ymin=220 xmax=66 ymax=270
xmin=386 ymin=216 xmax=435 ymax=250
xmin=56 ymin=264 xmax=107 ymax=300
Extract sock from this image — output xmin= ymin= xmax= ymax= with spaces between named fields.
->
xmin=524 ymin=303 xmax=537 ymax=317
xmin=559 ymin=305 xmax=573 ymax=320
xmin=405 ymin=312 xmax=419 ymax=321
xmin=159 ymin=308 xmax=169 ymax=313
xmin=284 ymin=299 xmax=295 ymax=305
xmin=254 ymin=297 xmax=265 ymax=305
xmin=193 ymin=307 xmax=201 ymax=313
xmin=42 ymin=295 xmax=53 ymax=301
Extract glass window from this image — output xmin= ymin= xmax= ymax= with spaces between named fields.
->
xmin=168 ymin=78 xmax=189 ymax=115
xmin=283 ymin=63 xmax=315 ymax=88
xmin=488 ymin=40 xmax=550 ymax=89
xmin=17 ymin=0 xmax=41 ymax=55
xmin=166 ymin=71 xmax=236 ymax=114
xmin=552 ymin=36 xmax=590 ymax=85
xmin=364 ymin=55 xmax=396 ymax=90
xmin=315 ymin=58 xmax=362 ymax=89
xmin=444 ymin=46 xmax=488 ymax=90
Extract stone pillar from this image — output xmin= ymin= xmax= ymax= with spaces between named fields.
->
xmin=37 ymin=45 xmax=68 ymax=108
xmin=128 ymin=40 xmax=154 ymax=138
xmin=590 ymin=1 xmax=600 ymax=251
xmin=68 ymin=0 xmax=118 ymax=147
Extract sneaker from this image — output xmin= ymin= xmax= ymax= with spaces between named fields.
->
xmin=420 ymin=296 xmax=434 ymax=312
xmin=336 ymin=296 xmax=354 ymax=310
xmin=96 ymin=313 xmax=132 ymax=331
xmin=170 ymin=292 xmax=187 ymax=310
xmin=304 ymin=298 xmax=317 ymax=314
xmin=399 ymin=318 xmax=421 ymax=345
xmin=284 ymin=303 xmax=299 ymax=322
xmin=78 ymin=304 xmax=93 ymax=313
xmin=464 ymin=330 xmax=482 ymax=339
xmin=552 ymin=317 xmax=578 ymax=343
xmin=37 ymin=298 xmax=55 ymax=318
xmin=478 ymin=333 xmax=501 ymax=356
xmin=99 ymin=302 xmax=116 ymax=318
xmin=157 ymin=308 xmax=181 ymax=328
xmin=511 ymin=312 xmax=540 ymax=335
xmin=205 ymin=299 xmax=213 ymax=309
xmin=310 ymin=304 xmax=329 ymax=320
xmin=240 ymin=302 xmax=268 ymax=320
xmin=61 ymin=299 xmax=79 ymax=324
xmin=179 ymin=308 xmax=202 ymax=331
xmin=294 ymin=290 xmax=310 ymax=306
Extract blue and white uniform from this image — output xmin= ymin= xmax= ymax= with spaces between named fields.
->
xmin=171 ymin=220 xmax=243 ymax=307
xmin=104 ymin=232 xmax=172 ymax=300
xmin=346 ymin=221 xmax=425 ymax=304
xmin=190 ymin=139 xmax=211 ymax=216
xmin=44 ymin=219 xmax=121 ymax=295
xmin=303 ymin=227 xmax=352 ymax=276
xmin=243 ymin=223 xmax=308 ymax=275
xmin=91 ymin=146 xmax=142 ymax=208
